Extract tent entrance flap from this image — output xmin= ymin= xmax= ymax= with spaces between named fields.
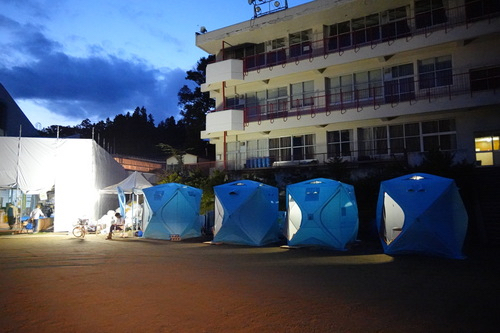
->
xmin=383 ymin=192 xmax=405 ymax=244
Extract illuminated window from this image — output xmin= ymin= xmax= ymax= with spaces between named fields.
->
xmin=475 ymin=135 xmax=500 ymax=166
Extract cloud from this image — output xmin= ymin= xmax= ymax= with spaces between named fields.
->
xmin=0 ymin=14 xmax=191 ymax=125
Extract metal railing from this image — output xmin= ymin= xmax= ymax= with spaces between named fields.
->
xmin=218 ymin=70 xmax=498 ymax=125
xmin=217 ymin=0 xmax=499 ymax=73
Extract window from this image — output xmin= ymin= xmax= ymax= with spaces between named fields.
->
xmin=225 ymin=96 xmax=245 ymax=110
xmin=267 ymin=87 xmax=288 ymax=117
xmin=237 ymin=43 xmax=265 ymax=70
xmin=329 ymin=75 xmax=354 ymax=105
xmin=267 ymin=38 xmax=286 ymax=66
xmin=289 ymin=29 xmax=312 ymax=58
xmin=374 ymin=126 xmax=389 ymax=155
xmin=245 ymin=87 xmax=288 ymax=120
xmin=244 ymin=90 xmax=267 ymax=120
xmin=421 ymin=119 xmax=457 ymax=151
xmin=357 ymin=127 xmax=388 ymax=158
xmin=389 ymin=123 xmax=421 ymax=154
xmin=329 ymin=70 xmax=383 ymax=105
xmin=465 ymin=0 xmax=500 ymax=21
xmin=418 ymin=55 xmax=452 ymax=89
xmin=475 ymin=135 xmax=500 ymax=166
xmin=326 ymin=21 xmax=351 ymax=51
xmin=415 ymin=0 xmax=447 ymax=29
xmin=381 ymin=6 xmax=410 ymax=40
xmin=327 ymin=130 xmax=353 ymax=157
xmin=384 ymin=63 xmax=415 ymax=103
xmin=354 ymin=69 xmax=383 ymax=101
xmin=269 ymin=134 xmax=314 ymax=161
xmin=246 ymin=139 xmax=269 ymax=159
xmin=270 ymin=137 xmax=291 ymax=161
xmin=352 ymin=14 xmax=380 ymax=45
xmin=470 ymin=67 xmax=500 ymax=92
xmin=226 ymin=141 xmax=241 ymax=170
xmin=291 ymin=81 xmax=314 ymax=108
xmin=357 ymin=119 xmax=455 ymax=159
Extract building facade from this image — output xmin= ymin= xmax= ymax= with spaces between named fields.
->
xmin=196 ymin=0 xmax=500 ymax=171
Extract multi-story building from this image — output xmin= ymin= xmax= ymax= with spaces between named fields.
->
xmin=196 ymin=0 xmax=500 ymax=171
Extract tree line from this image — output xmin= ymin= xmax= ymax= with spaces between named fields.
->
xmin=39 ymin=56 xmax=215 ymax=160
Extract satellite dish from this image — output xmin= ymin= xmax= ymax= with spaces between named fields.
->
xmin=35 ymin=122 xmax=42 ymax=130
xmin=200 ymin=26 xmax=207 ymax=33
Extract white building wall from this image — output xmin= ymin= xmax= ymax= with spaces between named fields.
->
xmin=197 ymin=0 xmax=500 ymax=170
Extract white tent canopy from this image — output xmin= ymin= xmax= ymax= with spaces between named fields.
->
xmin=100 ymin=171 xmax=152 ymax=194
xmin=99 ymin=171 xmax=153 ymax=231
xmin=0 ymin=137 xmax=127 ymax=232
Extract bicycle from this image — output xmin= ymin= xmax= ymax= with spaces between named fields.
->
xmin=72 ymin=218 xmax=88 ymax=238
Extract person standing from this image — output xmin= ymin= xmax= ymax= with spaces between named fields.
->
xmin=30 ymin=204 xmax=45 ymax=233
xmin=6 ymin=203 xmax=18 ymax=230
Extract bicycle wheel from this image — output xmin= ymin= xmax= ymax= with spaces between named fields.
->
xmin=72 ymin=226 xmax=84 ymax=238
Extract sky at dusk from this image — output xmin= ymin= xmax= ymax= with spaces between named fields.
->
xmin=0 ymin=0 xmax=312 ymax=128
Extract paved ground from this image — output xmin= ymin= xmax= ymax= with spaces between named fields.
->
xmin=0 ymin=232 xmax=499 ymax=333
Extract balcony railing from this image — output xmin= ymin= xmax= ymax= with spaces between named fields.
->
xmin=218 ymin=0 xmax=499 ymax=73
xmin=219 ymin=69 xmax=498 ymax=126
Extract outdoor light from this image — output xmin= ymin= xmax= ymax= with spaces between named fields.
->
xmin=409 ymin=175 xmax=425 ymax=180
xmin=249 ymin=0 xmax=288 ymax=18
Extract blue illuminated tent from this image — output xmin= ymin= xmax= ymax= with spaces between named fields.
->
xmin=376 ymin=173 xmax=468 ymax=259
xmin=143 ymin=183 xmax=202 ymax=240
xmin=286 ymin=178 xmax=358 ymax=249
xmin=213 ymin=180 xmax=280 ymax=246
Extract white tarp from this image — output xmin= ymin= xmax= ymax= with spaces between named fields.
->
xmin=0 ymin=137 xmax=127 ymax=232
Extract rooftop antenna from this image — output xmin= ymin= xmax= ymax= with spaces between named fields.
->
xmin=248 ymin=0 xmax=288 ymax=18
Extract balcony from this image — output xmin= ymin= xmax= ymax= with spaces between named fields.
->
xmin=210 ymin=68 xmax=498 ymax=127
xmin=203 ymin=108 xmax=245 ymax=136
xmin=204 ymin=59 xmax=244 ymax=87
xmin=213 ymin=1 xmax=499 ymax=74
